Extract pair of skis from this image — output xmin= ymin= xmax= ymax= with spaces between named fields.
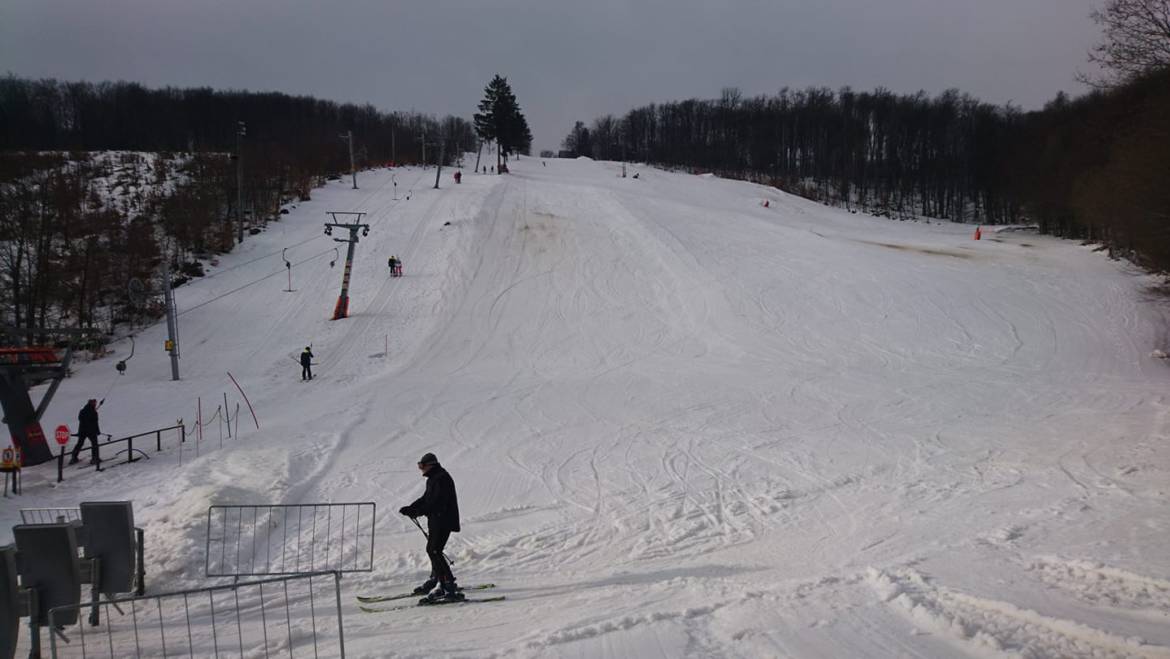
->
xmin=356 ymin=583 xmax=504 ymax=612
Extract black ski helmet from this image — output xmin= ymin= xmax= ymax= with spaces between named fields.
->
xmin=418 ymin=452 xmax=438 ymax=466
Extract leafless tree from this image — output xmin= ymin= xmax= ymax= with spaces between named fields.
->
xmin=1083 ymin=0 xmax=1170 ymax=86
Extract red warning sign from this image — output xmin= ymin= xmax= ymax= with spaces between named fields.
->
xmin=55 ymin=424 xmax=71 ymax=445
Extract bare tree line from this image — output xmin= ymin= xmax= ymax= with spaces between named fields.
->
xmin=562 ymin=0 xmax=1170 ymax=271
xmin=0 ymin=78 xmax=477 ymax=343
xmin=567 ymin=86 xmax=1020 ymax=224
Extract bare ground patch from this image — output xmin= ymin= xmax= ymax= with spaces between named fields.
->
xmin=856 ymin=239 xmax=974 ymax=259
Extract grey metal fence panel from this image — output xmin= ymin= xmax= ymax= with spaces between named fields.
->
xmin=12 ymin=525 xmax=83 ymax=628
xmin=19 ymin=509 xmax=80 ymax=525
xmin=78 ymin=503 xmax=136 ymax=596
xmin=205 ymin=503 xmax=376 ymax=578
xmin=0 ymin=546 xmax=20 ymax=659
xmin=48 ymin=571 xmax=345 ymax=658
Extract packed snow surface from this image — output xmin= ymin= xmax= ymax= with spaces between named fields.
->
xmin=6 ymin=157 xmax=1170 ymax=657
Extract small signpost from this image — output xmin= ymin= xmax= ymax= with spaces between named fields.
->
xmin=54 ymin=423 xmax=70 ymax=484
xmin=1 ymin=442 xmax=22 ymax=495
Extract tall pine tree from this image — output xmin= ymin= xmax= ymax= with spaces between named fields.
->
xmin=473 ymin=75 xmax=531 ymax=171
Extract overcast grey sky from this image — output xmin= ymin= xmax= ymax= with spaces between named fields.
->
xmin=1 ymin=0 xmax=1101 ymax=153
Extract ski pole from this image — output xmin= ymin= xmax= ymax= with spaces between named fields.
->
xmin=410 ymin=517 xmax=455 ymax=565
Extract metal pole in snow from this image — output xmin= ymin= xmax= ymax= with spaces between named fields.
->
xmin=163 ymin=257 xmax=181 ymax=380
xmin=237 ymin=121 xmax=246 ymax=243
xmin=324 ymin=212 xmax=369 ymax=320
xmin=196 ymin=397 xmax=202 ymax=457
xmin=227 ymin=371 xmax=259 ymax=429
xmin=340 ymin=130 xmax=357 ymax=189
xmin=433 ymin=132 xmax=445 ymax=189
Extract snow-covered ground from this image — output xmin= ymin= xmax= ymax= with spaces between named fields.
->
xmin=5 ymin=157 xmax=1170 ymax=658
xmin=4 ymin=150 xmax=194 ymax=215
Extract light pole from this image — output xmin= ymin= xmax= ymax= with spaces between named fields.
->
xmin=340 ymin=130 xmax=357 ymax=189
xmin=433 ymin=132 xmax=445 ymax=189
xmin=236 ymin=121 xmax=246 ymax=244
xmin=162 ymin=252 xmax=181 ymax=380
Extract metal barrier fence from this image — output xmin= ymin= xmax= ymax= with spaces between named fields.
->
xmin=48 ymin=571 xmax=345 ymax=658
xmin=205 ymin=504 xmax=376 ymax=578
xmin=56 ymin=424 xmax=185 ymax=482
xmin=102 ymin=424 xmax=187 ymax=457
xmin=20 ymin=508 xmax=82 ymax=524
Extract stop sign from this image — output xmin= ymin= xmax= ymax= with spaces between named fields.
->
xmin=55 ymin=425 xmax=71 ymax=445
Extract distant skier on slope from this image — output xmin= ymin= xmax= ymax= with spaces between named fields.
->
xmin=300 ymin=346 xmax=314 ymax=381
xmin=387 ymin=255 xmax=399 ymax=276
xmin=399 ymin=452 xmax=464 ymax=603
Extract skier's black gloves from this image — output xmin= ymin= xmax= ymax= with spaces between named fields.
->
xmin=398 ymin=506 xmax=412 ymax=517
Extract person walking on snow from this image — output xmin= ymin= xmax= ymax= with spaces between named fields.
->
xmin=300 ymin=346 xmax=314 ymax=381
xmin=399 ymin=452 xmax=463 ymax=602
xmin=70 ymin=398 xmax=103 ymax=465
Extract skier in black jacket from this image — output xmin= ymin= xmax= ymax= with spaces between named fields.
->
xmin=399 ymin=452 xmax=463 ymax=602
xmin=300 ymin=347 xmax=314 ymax=381
xmin=70 ymin=398 xmax=103 ymax=465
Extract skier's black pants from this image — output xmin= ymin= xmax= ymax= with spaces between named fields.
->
xmin=426 ymin=528 xmax=454 ymax=582
xmin=302 ymin=364 xmax=312 ymax=380
xmin=72 ymin=433 xmax=100 ymax=462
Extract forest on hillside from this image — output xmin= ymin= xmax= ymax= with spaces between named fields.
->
xmin=0 ymin=79 xmax=478 ymax=341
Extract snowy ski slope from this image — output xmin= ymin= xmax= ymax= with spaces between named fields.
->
xmin=5 ymin=157 xmax=1170 ymax=658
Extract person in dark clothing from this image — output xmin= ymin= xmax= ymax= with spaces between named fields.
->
xmin=300 ymin=347 xmax=314 ymax=380
xmin=70 ymin=398 xmax=103 ymax=465
xmin=399 ymin=452 xmax=463 ymax=602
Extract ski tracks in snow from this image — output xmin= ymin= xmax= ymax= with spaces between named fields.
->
xmin=867 ymin=565 xmax=1170 ymax=658
xmin=61 ymin=159 xmax=1170 ymax=657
